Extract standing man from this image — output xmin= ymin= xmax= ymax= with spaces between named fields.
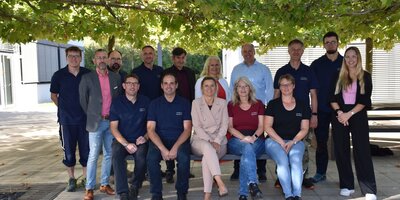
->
xmin=310 ymin=31 xmax=343 ymax=183
xmin=79 ymin=49 xmax=122 ymax=200
xmin=50 ymin=46 xmax=91 ymax=192
xmin=147 ymin=73 xmax=192 ymax=200
xmin=273 ymin=39 xmax=318 ymax=189
xmin=110 ymin=74 xmax=150 ymax=200
xmin=230 ymin=43 xmax=274 ymax=182
xmin=132 ymin=45 xmax=164 ymax=100
xmin=108 ymin=50 xmax=128 ymax=81
xmin=162 ymin=47 xmax=196 ymax=183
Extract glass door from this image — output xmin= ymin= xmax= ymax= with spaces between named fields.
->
xmin=0 ymin=55 xmax=13 ymax=106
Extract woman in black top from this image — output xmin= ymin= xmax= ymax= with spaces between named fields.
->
xmin=264 ymin=74 xmax=310 ymax=200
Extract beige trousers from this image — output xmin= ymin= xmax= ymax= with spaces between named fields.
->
xmin=191 ymin=139 xmax=227 ymax=193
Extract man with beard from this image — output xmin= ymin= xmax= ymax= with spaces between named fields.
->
xmin=79 ymin=49 xmax=122 ymax=200
xmin=310 ymin=32 xmax=343 ymax=183
xmin=108 ymin=50 xmax=128 ymax=81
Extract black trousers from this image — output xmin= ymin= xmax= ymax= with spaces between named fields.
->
xmin=331 ymin=105 xmax=376 ymax=195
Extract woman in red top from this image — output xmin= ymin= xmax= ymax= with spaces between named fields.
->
xmin=227 ymin=76 xmax=265 ymax=200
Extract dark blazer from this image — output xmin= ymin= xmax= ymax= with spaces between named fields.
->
xmin=79 ymin=70 xmax=122 ymax=132
xmin=163 ymin=65 xmax=196 ymax=102
xmin=330 ymin=71 xmax=373 ymax=111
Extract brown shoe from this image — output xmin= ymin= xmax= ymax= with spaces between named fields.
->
xmin=100 ymin=185 xmax=115 ymax=195
xmin=83 ymin=189 xmax=94 ymax=200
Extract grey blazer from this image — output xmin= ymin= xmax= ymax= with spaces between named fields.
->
xmin=79 ymin=70 xmax=121 ymax=132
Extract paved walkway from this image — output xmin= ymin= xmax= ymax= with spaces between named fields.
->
xmin=0 ymin=104 xmax=400 ymax=200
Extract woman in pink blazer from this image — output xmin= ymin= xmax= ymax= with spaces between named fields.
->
xmin=191 ymin=76 xmax=229 ymax=200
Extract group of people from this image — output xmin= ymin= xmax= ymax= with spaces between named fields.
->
xmin=50 ymin=31 xmax=377 ymax=200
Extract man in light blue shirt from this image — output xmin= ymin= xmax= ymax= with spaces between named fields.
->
xmin=229 ymin=43 xmax=273 ymax=182
xmin=230 ymin=43 xmax=274 ymax=105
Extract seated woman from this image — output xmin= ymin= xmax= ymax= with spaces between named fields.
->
xmin=191 ymin=77 xmax=229 ymax=200
xmin=264 ymin=74 xmax=310 ymax=200
xmin=228 ymin=76 xmax=264 ymax=200
xmin=195 ymin=56 xmax=230 ymax=100
xmin=330 ymin=47 xmax=376 ymax=200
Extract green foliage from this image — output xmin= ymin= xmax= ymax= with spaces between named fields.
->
xmin=1 ymin=0 xmax=399 ymax=53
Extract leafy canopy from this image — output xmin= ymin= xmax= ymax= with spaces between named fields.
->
xmin=1 ymin=0 xmax=399 ymax=53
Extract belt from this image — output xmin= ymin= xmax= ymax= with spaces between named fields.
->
xmin=101 ymin=115 xmax=109 ymax=120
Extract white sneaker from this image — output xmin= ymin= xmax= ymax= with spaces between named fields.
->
xmin=340 ymin=188 xmax=355 ymax=196
xmin=365 ymin=193 xmax=377 ymax=200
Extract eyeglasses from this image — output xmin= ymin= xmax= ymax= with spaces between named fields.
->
xmin=124 ymin=82 xmax=139 ymax=86
xmin=95 ymin=56 xmax=107 ymax=60
xmin=237 ymin=85 xmax=249 ymax=89
xmin=280 ymin=83 xmax=293 ymax=88
xmin=110 ymin=58 xmax=122 ymax=61
xmin=324 ymin=41 xmax=337 ymax=45
xmin=67 ymin=55 xmax=81 ymax=59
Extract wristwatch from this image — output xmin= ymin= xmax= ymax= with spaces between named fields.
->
xmin=293 ymin=140 xmax=298 ymax=145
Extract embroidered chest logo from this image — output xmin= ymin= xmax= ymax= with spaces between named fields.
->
xmin=251 ymin=111 xmax=258 ymax=116
xmin=300 ymin=76 xmax=308 ymax=81
xmin=296 ymin=113 xmax=302 ymax=117
xmin=139 ymin=108 xmax=146 ymax=112
xmin=176 ymin=112 xmax=183 ymax=116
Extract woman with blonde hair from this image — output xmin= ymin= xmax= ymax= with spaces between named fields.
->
xmin=330 ymin=46 xmax=377 ymax=200
xmin=228 ymin=76 xmax=264 ymax=200
xmin=191 ymin=76 xmax=229 ymax=200
xmin=195 ymin=56 xmax=230 ymax=100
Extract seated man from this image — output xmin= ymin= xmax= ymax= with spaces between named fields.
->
xmin=147 ymin=72 xmax=192 ymax=200
xmin=110 ymin=74 xmax=150 ymax=200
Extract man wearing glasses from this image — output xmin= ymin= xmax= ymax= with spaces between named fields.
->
xmin=110 ymin=74 xmax=150 ymax=200
xmin=310 ymin=32 xmax=343 ymax=183
xmin=50 ymin=46 xmax=91 ymax=192
xmin=79 ymin=49 xmax=122 ymax=200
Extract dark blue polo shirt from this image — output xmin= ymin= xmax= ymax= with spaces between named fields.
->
xmin=109 ymin=94 xmax=150 ymax=143
xmin=147 ymin=95 xmax=191 ymax=141
xmin=50 ymin=66 xmax=91 ymax=125
xmin=310 ymin=54 xmax=343 ymax=113
xmin=274 ymin=62 xmax=318 ymax=106
xmin=132 ymin=63 xmax=164 ymax=100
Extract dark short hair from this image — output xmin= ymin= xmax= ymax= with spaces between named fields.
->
xmin=172 ymin=47 xmax=187 ymax=56
xmin=65 ymin=46 xmax=82 ymax=57
xmin=94 ymin=49 xmax=107 ymax=55
xmin=142 ymin=45 xmax=155 ymax=51
xmin=201 ymin=76 xmax=217 ymax=88
xmin=161 ymin=72 xmax=177 ymax=83
xmin=288 ymin=39 xmax=304 ymax=47
xmin=323 ymin=31 xmax=339 ymax=42
xmin=124 ymin=73 xmax=140 ymax=83
xmin=108 ymin=50 xmax=122 ymax=57
xmin=278 ymin=74 xmax=296 ymax=86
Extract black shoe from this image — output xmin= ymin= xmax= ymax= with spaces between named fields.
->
xmin=294 ymin=196 xmax=302 ymax=200
xmin=302 ymin=178 xmax=315 ymax=190
xmin=189 ymin=173 xmax=195 ymax=178
xmin=177 ymin=193 xmax=187 ymax=200
xmin=165 ymin=171 xmax=174 ymax=183
xmin=66 ymin=178 xmax=77 ymax=192
xmin=258 ymin=174 xmax=267 ymax=183
xmin=119 ymin=192 xmax=129 ymax=200
xmin=286 ymin=197 xmax=295 ymax=200
xmin=239 ymin=195 xmax=247 ymax=200
xmin=161 ymin=171 xmax=166 ymax=177
xmin=230 ymin=170 xmax=239 ymax=181
xmin=248 ymin=183 xmax=263 ymax=198
xmin=129 ymin=186 xmax=138 ymax=200
xmin=151 ymin=196 xmax=163 ymax=200
xmin=274 ymin=178 xmax=281 ymax=188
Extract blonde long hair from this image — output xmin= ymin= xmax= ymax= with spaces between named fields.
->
xmin=200 ymin=56 xmax=223 ymax=78
xmin=231 ymin=76 xmax=257 ymax=105
xmin=335 ymin=46 xmax=366 ymax=95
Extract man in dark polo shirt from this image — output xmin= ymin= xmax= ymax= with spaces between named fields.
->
xmin=110 ymin=74 xmax=150 ymax=200
xmin=108 ymin=50 xmax=128 ymax=81
xmin=162 ymin=47 xmax=196 ymax=182
xmin=50 ymin=46 xmax=91 ymax=192
xmin=310 ymin=31 xmax=343 ymax=183
xmin=132 ymin=45 xmax=164 ymax=100
xmin=147 ymin=72 xmax=192 ymax=200
xmin=273 ymin=39 xmax=319 ymax=190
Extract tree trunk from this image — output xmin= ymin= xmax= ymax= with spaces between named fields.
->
xmin=108 ymin=35 xmax=115 ymax=52
xmin=365 ymin=37 xmax=373 ymax=74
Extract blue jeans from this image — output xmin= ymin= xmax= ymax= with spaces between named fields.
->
xmin=147 ymin=140 xmax=190 ymax=198
xmin=265 ymin=138 xmax=304 ymax=198
xmin=85 ymin=120 xmax=114 ymax=189
xmin=112 ymin=140 xmax=148 ymax=194
xmin=228 ymin=137 xmax=264 ymax=196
